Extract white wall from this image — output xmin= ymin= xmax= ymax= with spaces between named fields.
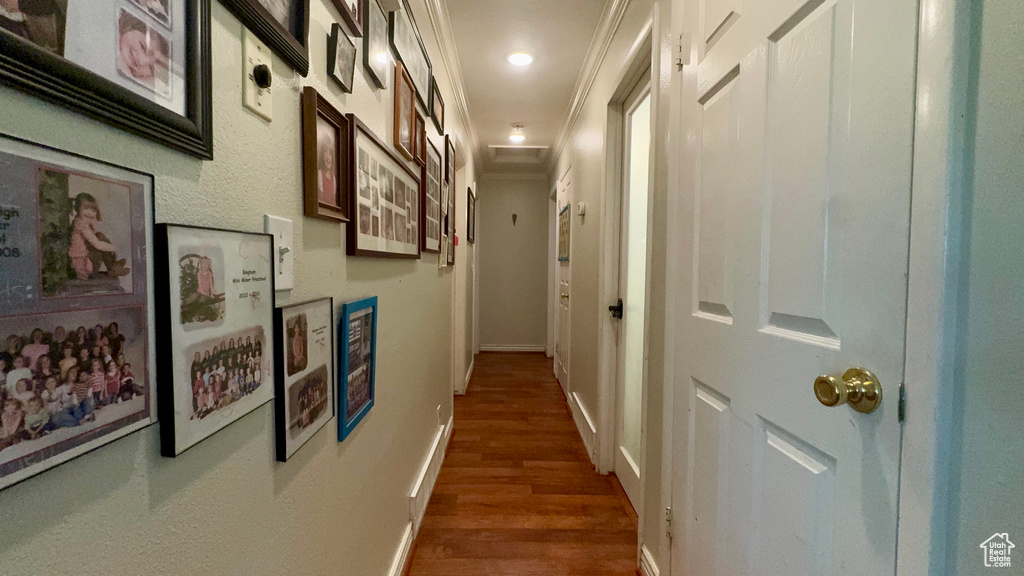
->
xmin=477 ymin=176 xmax=550 ymax=349
xmin=0 ymin=1 xmax=475 ymax=575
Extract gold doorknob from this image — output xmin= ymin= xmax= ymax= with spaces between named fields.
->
xmin=561 ymin=293 xmax=569 ymax=299
xmin=814 ymin=368 xmax=882 ymax=414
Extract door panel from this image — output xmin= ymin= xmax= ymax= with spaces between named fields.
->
xmin=556 ymin=169 xmax=572 ymax=393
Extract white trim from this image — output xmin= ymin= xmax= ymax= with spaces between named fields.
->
xmin=409 ymin=424 xmax=448 ymax=536
xmin=640 ymin=544 xmax=660 ymax=576
xmin=457 ymin=359 xmax=473 ymax=396
xmin=480 ymin=173 xmax=550 ymax=181
xmin=386 ymin=522 xmax=414 ymax=576
xmin=445 ymin=415 xmax=454 ymax=445
xmin=896 ymin=0 xmax=969 ymax=573
xmin=569 ymin=392 xmax=599 ymax=465
xmin=479 ymin=345 xmax=546 ymax=353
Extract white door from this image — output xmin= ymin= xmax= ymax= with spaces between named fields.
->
xmin=555 ymin=169 xmax=572 ymax=393
xmin=671 ymin=0 xmax=917 ymax=573
xmin=614 ymin=78 xmax=652 ymax=511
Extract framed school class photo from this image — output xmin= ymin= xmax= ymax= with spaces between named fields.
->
xmin=219 ymin=0 xmax=311 ymax=75
xmin=362 ymin=0 xmax=388 ymax=89
xmin=337 ymin=297 xmax=376 ymax=441
xmin=154 ymin=224 xmax=276 ymax=457
xmin=393 ymin=61 xmax=416 ymax=162
xmin=302 ymin=87 xmax=351 ymax=223
xmin=327 ymin=23 xmax=357 ymax=93
xmin=347 ymin=114 xmax=422 ymax=258
xmin=420 ymin=138 xmax=441 ymax=254
xmin=0 ymin=135 xmax=156 ymax=492
xmin=388 ymin=0 xmax=430 ymax=109
xmin=0 ymin=1 xmax=213 ymax=158
xmin=273 ymin=297 xmax=334 ymax=462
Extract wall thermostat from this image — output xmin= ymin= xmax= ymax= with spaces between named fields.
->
xmin=577 ymin=202 xmax=586 ymax=216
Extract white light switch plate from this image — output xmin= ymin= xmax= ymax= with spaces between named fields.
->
xmin=264 ymin=215 xmax=293 ymax=290
xmin=243 ymin=29 xmax=273 ymax=122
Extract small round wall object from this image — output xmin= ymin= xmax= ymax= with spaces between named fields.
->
xmin=253 ymin=64 xmax=272 ymax=89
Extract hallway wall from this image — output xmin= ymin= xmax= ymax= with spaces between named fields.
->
xmin=478 ymin=176 xmax=550 ymax=350
xmin=0 ymin=1 xmax=476 ymax=575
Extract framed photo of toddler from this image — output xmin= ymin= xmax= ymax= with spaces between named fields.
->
xmin=0 ymin=134 xmax=156 ymax=492
xmin=338 ymin=297 xmax=376 ymax=441
xmin=273 ymin=297 xmax=335 ymax=462
xmin=302 ymin=87 xmax=351 ymax=223
xmin=154 ymin=224 xmax=276 ymax=457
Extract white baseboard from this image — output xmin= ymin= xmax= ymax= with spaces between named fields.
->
xmin=387 ymin=522 xmax=414 ymax=576
xmin=444 ymin=415 xmax=453 ymax=446
xmin=479 ymin=345 xmax=546 ymax=353
xmin=569 ymin=392 xmax=598 ymax=466
xmin=640 ymin=545 xmax=660 ymax=576
xmin=409 ymin=423 xmax=448 ymax=536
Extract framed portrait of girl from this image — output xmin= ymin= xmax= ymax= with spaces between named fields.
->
xmin=301 ymin=87 xmax=350 ymax=223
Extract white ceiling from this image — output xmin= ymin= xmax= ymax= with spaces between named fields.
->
xmin=445 ymin=0 xmax=609 ymax=175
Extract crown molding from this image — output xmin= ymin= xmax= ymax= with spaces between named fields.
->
xmin=421 ymin=0 xmax=482 ymax=178
xmin=549 ymin=0 xmax=631 ymax=174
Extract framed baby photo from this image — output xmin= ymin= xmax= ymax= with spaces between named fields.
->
xmin=273 ymin=297 xmax=334 ymax=462
xmin=327 ymin=23 xmax=356 ymax=94
xmin=347 ymin=114 xmax=422 ymax=259
xmin=362 ymin=0 xmax=388 ymax=90
xmin=302 ymin=87 xmax=351 ymax=223
xmin=0 ymin=134 xmax=156 ymax=492
xmin=220 ymin=0 xmax=310 ymax=75
xmin=0 ymin=1 xmax=213 ymax=158
xmin=154 ymin=224 xmax=276 ymax=457
xmin=338 ymin=297 xmax=376 ymax=441
xmin=430 ymin=81 xmax=444 ymax=134
xmin=420 ymin=138 xmax=442 ymax=254
xmin=413 ymin=109 xmax=426 ymax=167
xmin=393 ymin=60 xmax=415 ymax=162
xmin=388 ymin=0 xmax=430 ymax=109
xmin=331 ymin=0 xmax=362 ymax=38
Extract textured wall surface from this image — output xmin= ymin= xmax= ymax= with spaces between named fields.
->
xmin=0 ymin=1 xmax=475 ymax=575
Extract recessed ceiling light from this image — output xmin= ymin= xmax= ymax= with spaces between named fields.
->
xmin=509 ymin=134 xmax=526 ymax=143
xmin=509 ymin=123 xmax=526 ymax=143
xmin=507 ymin=52 xmax=534 ymax=66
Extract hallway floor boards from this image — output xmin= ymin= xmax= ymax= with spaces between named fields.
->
xmin=406 ymin=353 xmax=639 ymax=576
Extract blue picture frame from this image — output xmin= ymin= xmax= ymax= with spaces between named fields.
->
xmin=338 ymin=296 xmax=377 ymax=440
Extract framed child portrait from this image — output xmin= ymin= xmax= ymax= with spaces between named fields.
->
xmin=0 ymin=1 xmax=213 ymax=158
xmin=327 ymin=23 xmax=357 ymax=94
xmin=219 ymin=0 xmax=311 ymax=75
xmin=273 ymin=297 xmax=334 ymax=462
xmin=420 ymin=138 xmax=442 ymax=254
xmin=0 ymin=134 xmax=156 ymax=492
xmin=302 ymin=87 xmax=351 ymax=223
xmin=154 ymin=224 xmax=276 ymax=457
xmin=393 ymin=61 xmax=416 ymax=162
xmin=362 ymin=0 xmax=388 ymax=90
xmin=338 ymin=297 xmax=376 ymax=441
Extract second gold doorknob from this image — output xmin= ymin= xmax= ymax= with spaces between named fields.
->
xmin=814 ymin=368 xmax=882 ymax=414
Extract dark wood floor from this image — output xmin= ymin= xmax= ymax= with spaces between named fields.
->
xmin=406 ymin=353 xmax=639 ymax=576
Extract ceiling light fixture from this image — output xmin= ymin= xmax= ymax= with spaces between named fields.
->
xmin=509 ymin=123 xmax=526 ymax=143
xmin=507 ymin=52 xmax=534 ymax=66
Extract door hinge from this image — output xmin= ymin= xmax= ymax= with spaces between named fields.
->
xmin=898 ymin=383 xmax=906 ymax=423
xmin=665 ymin=506 xmax=674 ymax=540
xmin=675 ymin=33 xmax=691 ymax=69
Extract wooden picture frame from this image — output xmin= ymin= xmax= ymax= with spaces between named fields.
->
xmin=327 ymin=23 xmax=357 ymax=93
xmin=363 ymin=0 xmax=388 ymax=89
xmin=274 ymin=297 xmax=335 ymax=462
xmin=467 ymin=187 xmax=476 ymax=245
xmin=393 ymin=61 xmax=416 ymax=161
xmin=420 ymin=139 xmax=442 ymax=253
xmin=0 ymin=0 xmax=213 ymax=158
xmin=338 ymin=297 xmax=377 ymax=441
xmin=154 ymin=224 xmax=276 ymax=457
xmin=445 ymin=135 xmax=456 ymax=184
xmin=302 ymin=87 xmax=351 ymax=223
xmin=348 ymin=114 xmax=423 ymax=258
xmin=331 ymin=0 xmax=363 ymax=38
xmin=430 ymin=81 xmax=445 ymax=134
xmin=414 ymin=110 xmax=427 ymax=167
xmin=220 ymin=0 xmax=311 ymax=76
xmin=388 ymin=0 xmax=432 ymax=109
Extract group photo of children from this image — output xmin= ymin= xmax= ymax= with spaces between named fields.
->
xmin=189 ymin=330 xmax=265 ymax=420
xmin=288 ymin=365 xmax=329 ymax=437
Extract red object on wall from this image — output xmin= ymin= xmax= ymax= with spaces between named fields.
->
xmin=454 ymin=235 xmax=459 ymax=246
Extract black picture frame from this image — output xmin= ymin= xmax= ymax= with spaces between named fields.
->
xmin=363 ymin=0 xmax=388 ymax=89
xmin=430 ymin=81 xmax=445 ymax=134
xmin=445 ymin=135 xmax=456 ymax=184
xmin=420 ymin=138 xmax=442 ymax=254
xmin=331 ymin=0 xmax=363 ymax=38
xmin=0 ymin=0 xmax=214 ymax=159
xmin=389 ymin=0 xmax=432 ymax=110
xmin=467 ymin=187 xmax=476 ymax=245
xmin=220 ymin=0 xmax=311 ymax=76
xmin=327 ymin=23 xmax=357 ymax=93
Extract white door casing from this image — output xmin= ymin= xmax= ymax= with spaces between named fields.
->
xmin=670 ymin=0 xmax=917 ymax=574
xmin=556 ymin=168 xmax=572 ymax=394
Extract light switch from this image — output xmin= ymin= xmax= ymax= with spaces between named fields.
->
xmin=264 ymin=215 xmax=293 ymax=290
xmin=243 ymin=29 xmax=273 ymax=122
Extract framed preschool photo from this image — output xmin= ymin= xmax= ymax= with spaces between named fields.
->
xmin=154 ymin=224 xmax=276 ymax=457
xmin=220 ymin=0 xmax=311 ymax=75
xmin=273 ymin=297 xmax=334 ymax=462
xmin=327 ymin=23 xmax=357 ymax=94
xmin=0 ymin=135 xmax=156 ymax=492
xmin=0 ymin=1 xmax=213 ymax=158
xmin=302 ymin=87 xmax=350 ymax=223
xmin=338 ymin=297 xmax=376 ymax=441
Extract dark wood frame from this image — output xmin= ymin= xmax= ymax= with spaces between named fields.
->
xmin=220 ymin=0 xmax=311 ymax=76
xmin=430 ymin=81 xmax=445 ymax=133
xmin=363 ymin=0 xmax=388 ymax=89
xmin=467 ymin=187 xmax=476 ymax=244
xmin=389 ymin=0 xmax=432 ymax=110
xmin=302 ymin=87 xmax=351 ymax=223
xmin=331 ymin=0 xmax=363 ymax=37
xmin=414 ymin=110 xmax=427 ymax=166
xmin=445 ymin=135 xmax=456 ymax=184
xmin=338 ymin=296 xmax=377 ymax=441
xmin=0 ymin=0 xmax=214 ymax=159
xmin=273 ymin=297 xmax=335 ymax=462
xmin=394 ymin=61 xmax=416 ymax=161
xmin=327 ymin=23 xmax=357 ymax=93
xmin=420 ymin=138 xmax=442 ymax=253
xmin=447 ymin=183 xmax=455 ymax=265
xmin=346 ymin=113 xmax=423 ymax=259
xmin=154 ymin=224 xmax=277 ymax=458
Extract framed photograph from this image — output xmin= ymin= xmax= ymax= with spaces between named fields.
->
xmin=348 ymin=114 xmax=422 ymax=258
xmin=446 ymin=181 xmax=455 ymax=265
xmin=445 ymin=135 xmax=456 ymax=184
xmin=338 ymin=297 xmax=376 ymax=441
xmin=558 ymin=203 xmax=571 ymax=262
xmin=430 ymin=81 xmax=445 ymax=133
xmin=393 ymin=61 xmax=415 ymax=161
xmin=327 ymin=23 xmax=356 ymax=93
xmin=420 ymin=139 xmax=442 ymax=253
xmin=388 ymin=0 xmax=431 ymax=109
xmin=219 ymin=0 xmax=311 ymax=75
xmin=0 ymin=135 xmax=155 ymax=492
xmin=302 ymin=87 xmax=350 ymax=223
xmin=0 ymin=1 xmax=213 ymax=158
xmin=331 ymin=0 xmax=362 ymax=38
xmin=414 ymin=110 xmax=427 ymax=167
xmin=362 ymin=0 xmax=388 ymax=90
xmin=467 ymin=187 xmax=476 ymax=245
xmin=154 ymin=224 xmax=276 ymax=457
xmin=273 ymin=297 xmax=334 ymax=461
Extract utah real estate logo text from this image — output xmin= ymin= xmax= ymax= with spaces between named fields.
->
xmin=980 ymin=534 xmax=1014 ymax=568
